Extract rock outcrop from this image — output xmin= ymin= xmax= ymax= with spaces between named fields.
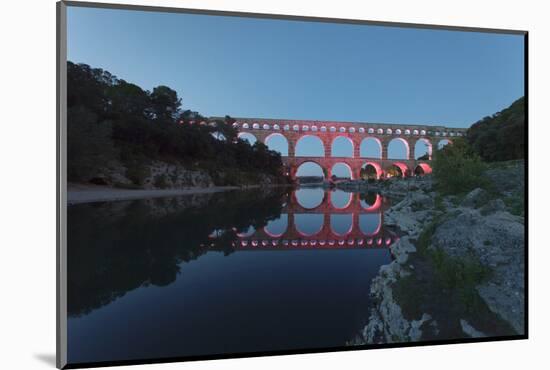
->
xmin=353 ymin=175 xmax=525 ymax=345
xmin=431 ymin=194 xmax=525 ymax=334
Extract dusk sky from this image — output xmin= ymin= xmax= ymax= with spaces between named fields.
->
xmin=67 ymin=6 xmax=524 ymax=176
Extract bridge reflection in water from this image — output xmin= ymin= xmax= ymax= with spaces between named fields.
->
xmin=211 ymin=188 xmax=397 ymax=250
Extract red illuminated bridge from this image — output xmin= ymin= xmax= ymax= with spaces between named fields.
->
xmin=212 ymin=117 xmax=465 ymax=179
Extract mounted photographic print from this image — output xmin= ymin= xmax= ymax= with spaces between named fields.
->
xmin=56 ymin=1 xmax=528 ymax=368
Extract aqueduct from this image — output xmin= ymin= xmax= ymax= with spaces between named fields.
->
xmin=217 ymin=117 xmax=466 ymax=179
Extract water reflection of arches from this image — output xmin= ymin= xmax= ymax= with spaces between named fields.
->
xmin=359 ymin=213 xmax=382 ymax=236
xmin=331 ymin=214 xmax=353 ymax=235
xmin=223 ymin=189 xmax=397 ymax=250
xmin=294 ymin=187 xmax=326 ymax=209
xmin=295 ymin=214 xmax=324 ymax=236
xmin=264 ymin=133 xmax=289 ymax=156
xmin=290 ymin=189 xmax=384 ymax=214
xmin=296 ymin=135 xmax=325 ymax=157
xmin=236 ymin=225 xmax=255 ymax=237
xmin=232 ymin=210 xmax=396 ymax=250
xmin=264 ymin=214 xmax=288 ymax=237
xmin=331 ymin=189 xmax=353 ymax=209
xmin=359 ymin=193 xmax=382 ymax=211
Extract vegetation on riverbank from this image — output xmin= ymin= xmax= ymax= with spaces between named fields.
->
xmin=67 ymin=62 xmax=287 ymax=187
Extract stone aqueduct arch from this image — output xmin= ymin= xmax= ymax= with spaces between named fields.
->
xmin=213 ymin=117 xmax=466 ymax=179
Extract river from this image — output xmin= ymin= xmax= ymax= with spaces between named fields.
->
xmin=67 ymin=187 xmax=396 ymax=364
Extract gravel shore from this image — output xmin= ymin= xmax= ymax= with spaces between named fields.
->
xmin=67 ymin=183 xmax=241 ymax=205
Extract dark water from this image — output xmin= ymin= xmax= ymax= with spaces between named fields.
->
xmin=67 ymin=187 xmax=395 ymax=365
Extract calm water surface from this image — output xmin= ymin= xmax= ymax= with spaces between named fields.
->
xmin=67 ymin=187 xmax=395 ymax=364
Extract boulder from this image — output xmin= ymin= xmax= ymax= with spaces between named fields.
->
xmin=480 ymin=198 xmax=506 ymax=215
xmin=460 ymin=188 xmax=489 ymax=208
xmin=431 ymin=208 xmax=525 ymax=334
xmin=485 ymin=162 xmax=524 ymax=195
xmin=391 ymin=236 xmax=417 ymax=265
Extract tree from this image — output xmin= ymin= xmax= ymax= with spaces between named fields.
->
xmin=467 ymin=97 xmax=525 ymax=161
xmin=67 ymin=106 xmax=116 ymax=181
xmin=150 ymin=85 xmax=181 ymax=123
xmin=418 ymin=153 xmax=430 ymax=160
xmin=66 ymin=61 xmax=283 ymax=184
xmin=432 ymin=138 xmax=487 ymax=194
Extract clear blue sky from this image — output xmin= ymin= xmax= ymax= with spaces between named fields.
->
xmin=67 ymin=5 xmax=524 ymax=176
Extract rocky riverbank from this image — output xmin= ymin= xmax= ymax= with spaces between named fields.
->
xmin=71 ymin=159 xmax=288 ymax=194
xmin=67 ymin=183 xmax=242 ymax=205
xmin=349 ymin=161 xmax=525 ymax=344
xmin=335 ymin=176 xmax=433 ymax=198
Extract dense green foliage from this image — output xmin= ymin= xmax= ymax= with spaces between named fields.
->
xmin=432 ymin=138 xmax=487 ymax=194
xmin=434 ymin=97 xmax=525 ymax=194
xmin=467 ymin=97 xmax=525 ymax=162
xmin=67 ymin=61 xmax=283 ymax=183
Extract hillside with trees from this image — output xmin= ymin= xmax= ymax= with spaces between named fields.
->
xmin=466 ymin=97 xmax=525 ymax=162
xmin=67 ymin=61 xmax=285 ymax=187
xmin=432 ymin=96 xmax=525 ymax=196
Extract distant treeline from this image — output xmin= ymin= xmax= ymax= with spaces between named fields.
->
xmin=67 ymin=61 xmax=283 ymax=183
xmin=467 ymin=97 xmax=525 ymax=162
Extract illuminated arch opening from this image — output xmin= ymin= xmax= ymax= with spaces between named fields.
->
xmin=295 ymin=214 xmax=324 ymax=236
xmin=330 ymin=190 xmax=353 ymax=209
xmin=359 ymin=213 xmax=382 ymax=236
xmin=331 ymin=214 xmax=353 ymax=236
xmin=331 ymin=163 xmax=353 ymax=180
xmin=294 ymin=187 xmax=325 ymax=209
xmin=295 ymin=135 xmax=325 ymax=157
xmin=264 ymin=214 xmax=288 ymax=237
xmin=296 ymin=162 xmax=326 ymax=184
xmin=414 ymin=163 xmax=433 ymax=176
xmin=360 ymin=137 xmax=382 ymax=159
xmin=414 ymin=138 xmax=432 ymax=160
xmin=237 ymin=132 xmax=257 ymax=145
xmin=388 ymin=162 xmax=409 ymax=178
xmin=331 ymin=136 xmax=354 ymax=157
xmin=264 ymin=133 xmax=289 ymax=156
xmin=360 ymin=162 xmax=383 ymax=180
